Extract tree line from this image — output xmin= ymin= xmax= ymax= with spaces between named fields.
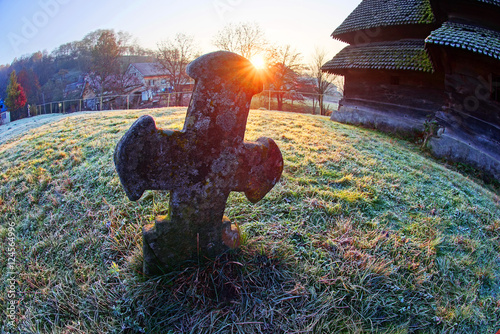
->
xmin=0 ymin=23 xmax=342 ymax=119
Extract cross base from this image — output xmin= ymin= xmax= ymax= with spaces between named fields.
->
xmin=142 ymin=216 xmax=241 ymax=276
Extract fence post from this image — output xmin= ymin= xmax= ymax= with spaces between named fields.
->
xmin=100 ymin=96 xmax=103 ymax=111
xmin=167 ymin=93 xmax=170 ymax=108
xmin=63 ymin=101 xmax=65 ymax=114
xmin=127 ymin=95 xmax=129 ymax=110
xmin=268 ymin=90 xmax=271 ymax=110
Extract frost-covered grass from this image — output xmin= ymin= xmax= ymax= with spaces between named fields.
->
xmin=0 ymin=108 xmax=499 ymax=333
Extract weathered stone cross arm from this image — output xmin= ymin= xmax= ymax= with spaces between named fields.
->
xmin=114 ymin=51 xmax=283 ymax=274
xmin=114 ymin=117 xmax=282 ymax=204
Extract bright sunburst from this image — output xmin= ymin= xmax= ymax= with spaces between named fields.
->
xmin=250 ymin=54 xmax=266 ymax=70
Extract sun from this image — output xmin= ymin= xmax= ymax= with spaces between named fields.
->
xmin=250 ymin=54 xmax=266 ymax=70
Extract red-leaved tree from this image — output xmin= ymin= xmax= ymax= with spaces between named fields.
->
xmin=5 ymin=70 xmax=27 ymax=111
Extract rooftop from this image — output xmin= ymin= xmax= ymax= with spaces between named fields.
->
xmin=332 ymin=0 xmax=435 ymax=43
xmin=474 ymin=0 xmax=500 ymax=6
xmin=425 ymin=21 xmax=500 ymax=60
xmin=322 ymin=39 xmax=434 ymax=75
xmin=130 ymin=63 xmax=170 ymax=77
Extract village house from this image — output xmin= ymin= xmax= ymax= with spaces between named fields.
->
xmin=125 ymin=63 xmax=173 ymax=102
xmin=323 ymin=0 xmax=500 ymax=181
xmin=65 ymin=63 xmax=196 ymax=110
xmin=64 ymin=76 xmax=99 ymax=111
xmin=126 ymin=63 xmax=195 ymax=104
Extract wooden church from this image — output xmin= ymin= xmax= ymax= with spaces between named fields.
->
xmin=323 ymin=0 xmax=500 ymax=181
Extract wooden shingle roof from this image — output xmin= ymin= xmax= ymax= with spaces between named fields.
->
xmin=474 ymin=0 xmax=500 ymax=6
xmin=332 ymin=0 xmax=435 ymax=43
xmin=322 ymin=39 xmax=434 ymax=74
xmin=425 ymin=21 xmax=500 ymax=60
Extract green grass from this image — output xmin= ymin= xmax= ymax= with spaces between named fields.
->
xmin=1 ymin=108 xmax=499 ymax=333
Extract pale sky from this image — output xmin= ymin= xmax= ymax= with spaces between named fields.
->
xmin=0 ymin=0 xmax=361 ymax=65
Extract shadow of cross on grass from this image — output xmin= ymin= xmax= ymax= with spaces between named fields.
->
xmin=114 ymin=51 xmax=284 ymax=275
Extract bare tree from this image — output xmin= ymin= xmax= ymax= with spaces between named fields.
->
xmin=78 ymin=29 xmax=114 ymax=72
xmin=296 ymin=75 xmax=319 ymax=114
xmin=77 ymin=29 xmax=139 ymax=73
xmin=87 ymin=30 xmax=141 ymax=107
xmin=116 ymin=31 xmax=149 ymax=57
xmin=212 ymin=22 xmax=267 ymax=60
xmin=311 ymin=49 xmax=338 ymax=116
xmin=268 ymin=45 xmax=303 ymax=111
xmin=157 ymin=34 xmax=199 ymax=106
xmin=89 ymin=30 xmax=122 ymax=100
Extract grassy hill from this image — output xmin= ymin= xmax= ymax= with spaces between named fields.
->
xmin=0 ymin=108 xmax=499 ymax=333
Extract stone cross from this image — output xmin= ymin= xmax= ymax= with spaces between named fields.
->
xmin=114 ymin=51 xmax=283 ymax=275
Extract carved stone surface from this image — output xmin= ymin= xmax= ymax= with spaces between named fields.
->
xmin=114 ymin=51 xmax=283 ymax=275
